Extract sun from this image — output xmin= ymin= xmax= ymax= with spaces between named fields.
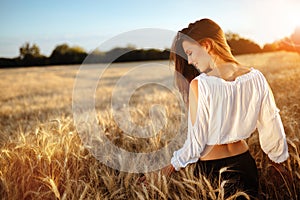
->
xmin=252 ymin=0 xmax=300 ymax=46
xmin=285 ymin=2 xmax=300 ymax=35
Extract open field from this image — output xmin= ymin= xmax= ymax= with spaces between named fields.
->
xmin=0 ymin=51 xmax=299 ymax=199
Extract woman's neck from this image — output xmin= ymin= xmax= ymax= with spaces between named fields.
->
xmin=207 ymin=58 xmax=238 ymax=76
xmin=207 ymin=59 xmax=250 ymax=81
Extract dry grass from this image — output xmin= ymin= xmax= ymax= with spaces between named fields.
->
xmin=0 ymin=51 xmax=299 ymax=199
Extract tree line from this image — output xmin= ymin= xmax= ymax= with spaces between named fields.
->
xmin=1 ymin=30 xmax=299 ymax=68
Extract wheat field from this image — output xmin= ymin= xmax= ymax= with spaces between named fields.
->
xmin=0 ymin=51 xmax=299 ymax=199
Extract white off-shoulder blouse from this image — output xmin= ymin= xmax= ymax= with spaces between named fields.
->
xmin=171 ymin=68 xmax=289 ymax=171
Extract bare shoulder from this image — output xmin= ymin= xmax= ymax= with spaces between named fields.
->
xmin=190 ymin=79 xmax=198 ymax=93
xmin=189 ymin=79 xmax=198 ymax=125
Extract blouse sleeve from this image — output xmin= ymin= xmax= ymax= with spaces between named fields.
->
xmin=171 ymin=79 xmax=209 ymax=171
xmin=256 ymin=78 xmax=289 ymax=163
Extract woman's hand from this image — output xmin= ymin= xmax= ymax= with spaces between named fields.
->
xmin=161 ymin=164 xmax=175 ymax=178
xmin=137 ymin=164 xmax=175 ymax=186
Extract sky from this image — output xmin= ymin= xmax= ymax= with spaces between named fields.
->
xmin=1 ymin=0 xmax=300 ymax=58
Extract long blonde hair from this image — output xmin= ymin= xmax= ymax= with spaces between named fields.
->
xmin=170 ymin=18 xmax=239 ymax=104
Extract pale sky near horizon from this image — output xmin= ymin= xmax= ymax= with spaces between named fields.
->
xmin=1 ymin=0 xmax=300 ymax=58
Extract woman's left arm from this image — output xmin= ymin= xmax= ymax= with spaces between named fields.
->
xmin=256 ymin=81 xmax=289 ymax=163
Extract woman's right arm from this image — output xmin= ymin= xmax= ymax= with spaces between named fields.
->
xmin=171 ymin=79 xmax=209 ymax=171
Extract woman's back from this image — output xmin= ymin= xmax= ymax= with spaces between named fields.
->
xmin=196 ymin=66 xmax=260 ymax=160
xmin=195 ymin=67 xmax=261 ymax=144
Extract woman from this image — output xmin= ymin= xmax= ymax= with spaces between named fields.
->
xmin=161 ymin=18 xmax=289 ymax=199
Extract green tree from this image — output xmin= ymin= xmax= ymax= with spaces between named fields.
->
xmin=262 ymin=42 xmax=279 ymax=52
xmin=19 ymin=42 xmax=41 ymax=59
xmin=225 ymin=31 xmax=241 ymax=41
xmin=225 ymin=32 xmax=262 ymax=55
xmin=50 ymin=43 xmax=87 ymax=65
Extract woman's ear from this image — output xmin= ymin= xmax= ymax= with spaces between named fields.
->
xmin=204 ymin=40 xmax=213 ymax=53
xmin=201 ymin=39 xmax=213 ymax=53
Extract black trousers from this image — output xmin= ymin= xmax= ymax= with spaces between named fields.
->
xmin=194 ymin=151 xmax=259 ymax=199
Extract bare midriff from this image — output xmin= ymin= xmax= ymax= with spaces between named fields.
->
xmin=200 ymin=140 xmax=249 ymax=161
